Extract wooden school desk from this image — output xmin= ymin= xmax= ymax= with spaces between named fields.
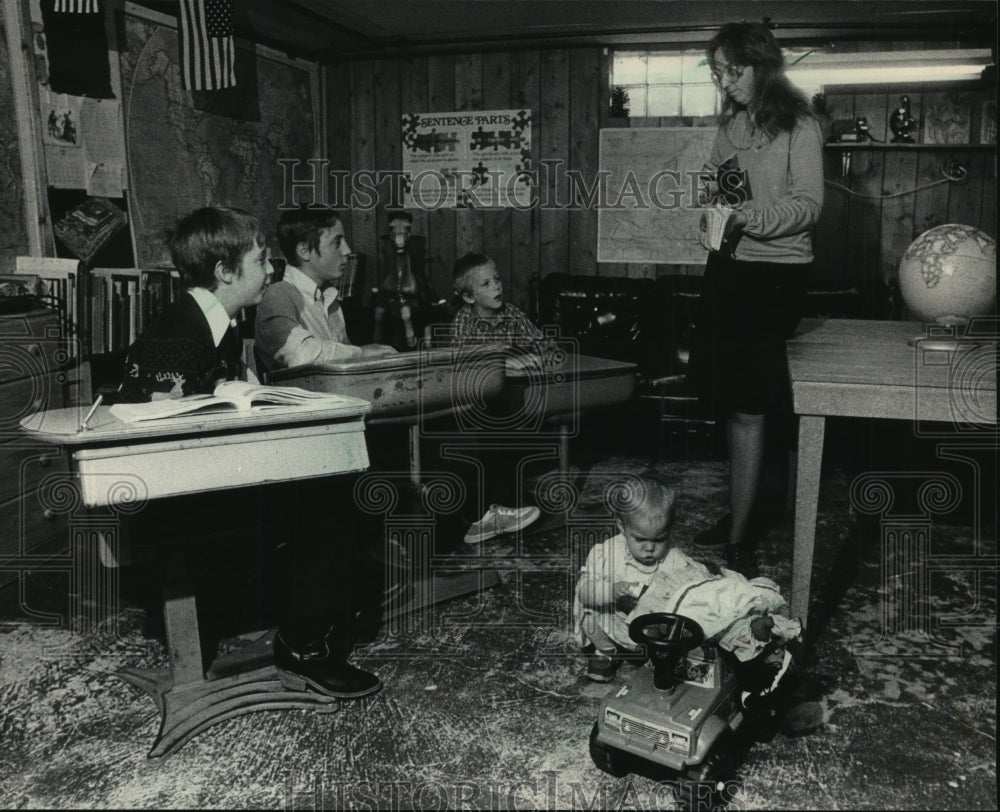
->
xmin=785 ymin=318 xmax=997 ymax=629
xmin=21 ymin=397 xmax=372 ymax=757
xmin=503 ymin=353 xmax=639 ymax=475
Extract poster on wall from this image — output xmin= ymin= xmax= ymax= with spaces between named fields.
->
xmin=401 ymin=109 xmax=532 ymax=209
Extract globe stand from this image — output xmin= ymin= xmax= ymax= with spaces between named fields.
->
xmin=906 ymin=323 xmax=983 ymax=351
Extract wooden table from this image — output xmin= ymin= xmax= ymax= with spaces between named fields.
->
xmin=21 ymin=398 xmax=372 ymax=757
xmin=786 ymin=318 xmax=997 ymax=628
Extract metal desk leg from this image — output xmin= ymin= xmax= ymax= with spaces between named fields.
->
xmin=791 ymin=415 xmax=825 ymax=629
xmin=408 ymin=423 xmax=422 ymax=489
xmin=117 ymin=548 xmax=338 ymax=758
xmin=558 ymin=424 xmax=570 ymax=477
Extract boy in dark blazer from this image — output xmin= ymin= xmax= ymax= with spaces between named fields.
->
xmin=118 ymin=206 xmax=381 ymax=700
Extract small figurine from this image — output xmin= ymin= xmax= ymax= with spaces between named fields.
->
xmin=372 ymin=211 xmax=441 ymax=350
xmin=889 ymin=95 xmax=918 ymax=144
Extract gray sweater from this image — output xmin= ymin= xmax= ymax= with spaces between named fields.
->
xmin=706 ymin=111 xmax=824 ymax=264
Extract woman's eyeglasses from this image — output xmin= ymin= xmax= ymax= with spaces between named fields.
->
xmin=710 ymin=64 xmax=746 ymax=85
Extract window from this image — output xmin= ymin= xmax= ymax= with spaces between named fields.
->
xmin=612 ymin=50 xmax=718 ymax=118
xmin=611 ymin=46 xmax=816 ymax=118
xmin=613 ymin=47 xmax=994 ymax=117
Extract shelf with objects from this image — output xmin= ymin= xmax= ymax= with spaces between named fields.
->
xmin=824 ymin=143 xmax=995 ymax=150
xmin=10 ymin=257 xmax=183 ymax=400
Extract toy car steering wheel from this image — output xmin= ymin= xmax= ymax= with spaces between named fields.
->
xmin=628 ymin=613 xmax=705 ymax=690
xmin=628 ymin=612 xmax=705 ymax=654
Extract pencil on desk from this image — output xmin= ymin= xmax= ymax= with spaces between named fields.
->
xmin=79 ymin=394 xmax=103 ymax=432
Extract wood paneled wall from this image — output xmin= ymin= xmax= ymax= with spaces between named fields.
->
xmin=817 ymin=85 xmax=996 ymax=307
xmin=326 ymin=47 xmax=996 ymax=314
xmin=327 ymin=48 xmax=613 ymax=311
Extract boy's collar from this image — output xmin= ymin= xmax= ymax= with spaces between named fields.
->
xmin=471 ymin=302 xmax=506 ymax=319
xmin=285 ymin=264 xmax=339 ymax=303
xmin=187 ymin=287 xmax=234 ymax=348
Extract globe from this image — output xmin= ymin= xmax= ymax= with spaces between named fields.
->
xmin=898 ymin=224 xmax=997 ymax=324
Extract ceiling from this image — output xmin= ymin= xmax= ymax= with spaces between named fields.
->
xmin=129 ymin=1 xmax=999 ymax=61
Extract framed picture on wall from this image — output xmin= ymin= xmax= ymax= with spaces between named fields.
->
xmin=923 ymin=93 xmax=973 ymax=144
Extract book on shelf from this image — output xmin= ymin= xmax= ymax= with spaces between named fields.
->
xmin=108 ymin=381 xmax=354 ymax=423
xmin=84 ymin=267 xmax=175 ymax=354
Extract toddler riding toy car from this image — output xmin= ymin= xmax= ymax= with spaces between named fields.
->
xmin=589 ymin=612 xmax=744 ymax=809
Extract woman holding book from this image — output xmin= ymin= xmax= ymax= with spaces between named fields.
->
xmin=690 ymin=22 xmax=824 ymax=564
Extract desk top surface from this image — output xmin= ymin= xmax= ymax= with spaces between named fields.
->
xmin=786 ymin=318 xmax=997 ymax=420
xmin=787 ymin=319 xmax=996 ymax=387
xmin=504 ymin=352 xmax=638 ymax=380
xmin=20 ymin=397 xmax=372 ymax=447
xmin=268 ymin=344 xmax=503 ymax=380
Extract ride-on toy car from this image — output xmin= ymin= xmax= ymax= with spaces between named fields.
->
xmin=589 ymin=612 xmax=744 ymax=809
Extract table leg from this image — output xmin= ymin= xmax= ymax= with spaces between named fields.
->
xmin=791 ymin=415 xmax=826 ymax=628
xmin=408 ymin=423 xmax=422 ymax=489
xmin=117 ymin=551 xmax=338 ymax=758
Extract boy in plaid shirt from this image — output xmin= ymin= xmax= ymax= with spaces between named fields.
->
xmin=451 ymin=252 xmax=543 ymax=345
xmin=445 ymin=252 xmax=542 ymax=543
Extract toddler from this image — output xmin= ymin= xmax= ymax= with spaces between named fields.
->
xmin=574 ymin=475 xmax=685 ymax=682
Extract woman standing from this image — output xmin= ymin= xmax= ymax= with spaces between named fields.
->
xmin=691 ymin=22 xmax=824 ymax=564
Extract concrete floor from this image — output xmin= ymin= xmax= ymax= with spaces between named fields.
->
xmin=0 ymin=451 xmax=996 ymax=810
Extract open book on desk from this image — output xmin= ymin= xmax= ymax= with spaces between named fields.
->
xmin=109 ymin=381 xmax=352 ymax=423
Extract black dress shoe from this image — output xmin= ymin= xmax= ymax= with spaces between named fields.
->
xmin=273 ymin=633 xmax=382 ymax=699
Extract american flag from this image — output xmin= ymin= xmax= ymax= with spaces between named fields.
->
xmin=52 ymin=0 xmax=100 ymax=11
xmin=178 ymin=0 xmax=236 ymax=91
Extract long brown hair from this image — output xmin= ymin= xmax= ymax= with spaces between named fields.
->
xmin=707 ymin=22 xmax=812 ymax=135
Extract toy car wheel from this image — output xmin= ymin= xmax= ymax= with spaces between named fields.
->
xmin=588 ymin=722 xmax=631 ymax=777
xmin=676 ymin=732 xmax=735 ymax=811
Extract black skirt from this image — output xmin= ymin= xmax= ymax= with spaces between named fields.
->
xmin=690 ymin=252 xmax=810 ymax=417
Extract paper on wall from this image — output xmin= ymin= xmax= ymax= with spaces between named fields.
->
xmin=86 ymin=162 xmax=125 ymax=197
xmin=81 ymin=100 xmax=126 ymax=167
xmin=46 ymin=146 xmax=88 ymax=188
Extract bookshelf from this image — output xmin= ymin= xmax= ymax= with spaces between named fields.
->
xmin=85 ymin=267 xmax=180 ymax=355
xmin=10 ymin=258 xmax=181 ymax=358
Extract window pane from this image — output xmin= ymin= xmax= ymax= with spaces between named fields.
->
xmin=682 ymin=84 xmax=719 ymax=117
xmin=613 ymin=54 xmax=647 ymax=86
xmin=646 ymin=54 xmax=683 ymax=84
xmin=647 ymin=85 xmax=681 ymax=117
xmin=681 ymin=50 xmax=713 ymax=83
xmin=626 ymin=85 xmax=648 ymax=117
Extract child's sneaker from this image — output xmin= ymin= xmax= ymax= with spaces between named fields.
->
xmin=464 ymin=504 xmax=540 ymax=544
xmin=586 ymin=651 xmax=622 ymax=682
